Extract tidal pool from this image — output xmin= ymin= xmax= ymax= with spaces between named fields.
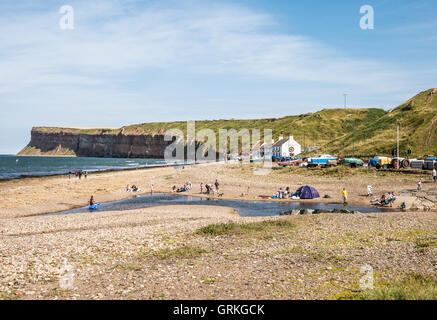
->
xmin=47 ymin=193 xmax=396 ymax=217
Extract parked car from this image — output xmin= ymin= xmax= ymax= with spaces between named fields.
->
xmin=307 ymin=155 xmax=338 ymax=168
xmin=278 ymin=157 xmax=304 ymax=167
xmin=342 ymin=158 xmax=364 ymax=168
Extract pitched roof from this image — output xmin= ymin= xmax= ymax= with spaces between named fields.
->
xmin=273 ymin=139 xmax=288 ymax=147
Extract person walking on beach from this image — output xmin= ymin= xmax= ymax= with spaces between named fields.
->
xmin=367 ymin=185 xmax=373 ymax=197
xmin=200 ymin=183 xmax=204 ymax=194
xmin=215 ymin=179 xmax=220 ymax=191
xmin=433 ymin=169 xmax=437 ymax=184
xmin=151 ymin=184 xmax=154 ymax=195
xmin=342 ymin=188 xmax=348 ymax=204
xmin=84 ymin=171 xmax=87 ymax=179
xmin=68 ymin=171 xmax=72 ymax=179
xmin=418 ymin=179 xmax=422 ymax=191
xmin=78 ymin=171 xmax=82 ymax=180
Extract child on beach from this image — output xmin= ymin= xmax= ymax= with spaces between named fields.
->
xmin=367 ymin=185 xmax=373 ymax=197
xmin=388 ymin=192 xmax=396 ymax=207
xmin=418 ymin=179 xmax=422 ymax=190
xmin=342 ymin=188 xmax=348 ymax=204
xmin=433 ymin=169 xmax=437 ymax=184
xmin=200 ymin=183 xmax=204 ymax=194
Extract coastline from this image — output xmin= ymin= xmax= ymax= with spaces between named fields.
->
xmin=0 ymin=161 xmax=428 ymax=219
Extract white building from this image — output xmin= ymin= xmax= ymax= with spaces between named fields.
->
xmin=272 ymin=136 xmax=302 ymax=157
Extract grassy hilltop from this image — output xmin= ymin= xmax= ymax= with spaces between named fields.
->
xmin=22 ymin=89 xmax=437 ymax=158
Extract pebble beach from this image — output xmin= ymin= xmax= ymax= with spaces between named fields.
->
xmin=1 ymin=162 xmax=436 ymax=299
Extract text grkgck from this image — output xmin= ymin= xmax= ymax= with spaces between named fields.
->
xmin=218 ymin=304 xmax=264 ymax=315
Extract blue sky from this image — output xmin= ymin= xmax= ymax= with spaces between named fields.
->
xmin=0 ymin=0 xmax=436 ymax=154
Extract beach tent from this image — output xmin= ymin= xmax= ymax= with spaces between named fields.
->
xmin=295 ymin=186 xmax=320 ymax=199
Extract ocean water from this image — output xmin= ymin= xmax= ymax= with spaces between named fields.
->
xmin=0 ymin=155 xmax=172 ymax=180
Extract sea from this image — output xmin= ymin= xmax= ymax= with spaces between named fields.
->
xmin=0 ymin=155 xmax=174 ymax=180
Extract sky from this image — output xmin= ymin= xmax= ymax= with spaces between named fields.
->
xmin=0 ymin=0 xmax=436 ymax=154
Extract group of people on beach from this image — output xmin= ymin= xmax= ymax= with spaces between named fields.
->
xmin=273 ymin=187 xmax=291 ymax=199
xmin=379 ymin=192 xmax=397 ymax=207
xmin=126 ymin=184 xmax=140 ymax=192
xmin=68 ymin=170 xmax=87 ymax=180
xmin=172 ymin=182 xmax=192 ymax=193
xmin=200 ymin=180 xmax=221 ymax=196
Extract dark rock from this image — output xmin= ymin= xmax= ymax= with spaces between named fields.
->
xmin=299 ymin=209 xmax=313 ymax=215
xmin=280 ymin=210 xmax=299 ymax=216
xmin=313 ymin=209 xmax=331 ymax=214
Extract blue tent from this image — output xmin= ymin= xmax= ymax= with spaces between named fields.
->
xmin=295 ymin=186 xmax=320 ymax=199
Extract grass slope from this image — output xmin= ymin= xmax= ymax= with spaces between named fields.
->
xmin=26 ymin=89 xmax=437 ymax=157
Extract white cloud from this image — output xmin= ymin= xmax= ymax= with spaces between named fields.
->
xmin=0 ymin=0 xmax=431 ymax=153
xmin=0 ymin=0 xmax=410 ymax=95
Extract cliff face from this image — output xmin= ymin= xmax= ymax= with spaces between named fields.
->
xmin=17 ymin=89 xmax=437 ymax=158
xmin=19 ymin=128 xmax=173 ymax=158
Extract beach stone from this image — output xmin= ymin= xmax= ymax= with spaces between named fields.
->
xmin=323 ymin=195 xmax=332 ymax=199
xmin=331 ymin=208 xmax=352 ymax=214
xmin=280 ymin=210 xmax=299 ymax=216
xmin=312 ymin=209 xmax=331 ymax=214
xmin=299 ymin=209 xmax=313 ymax=215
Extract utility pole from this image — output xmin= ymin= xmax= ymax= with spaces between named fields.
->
xmin=353 ymin=125 xmax=355 ymax=158
xmin=397 ymin=123 xmax=400 ymax=170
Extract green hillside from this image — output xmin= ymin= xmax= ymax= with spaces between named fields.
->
xmin=28 ymin=89 xmax=437 ymax=158
xmin=119 ymin=108 xmax=388 ymax=155
xmin=326 ymin=88 xmax=437 ymax=157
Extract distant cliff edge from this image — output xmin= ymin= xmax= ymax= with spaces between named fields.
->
xmin=18 ymin=89 xmax=437 ymax=158
xmin=18 ymin=127 xmax=172 ymax=158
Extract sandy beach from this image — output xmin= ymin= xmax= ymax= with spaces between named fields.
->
xmin=0 ymin=162 xmax=436 ymax=299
